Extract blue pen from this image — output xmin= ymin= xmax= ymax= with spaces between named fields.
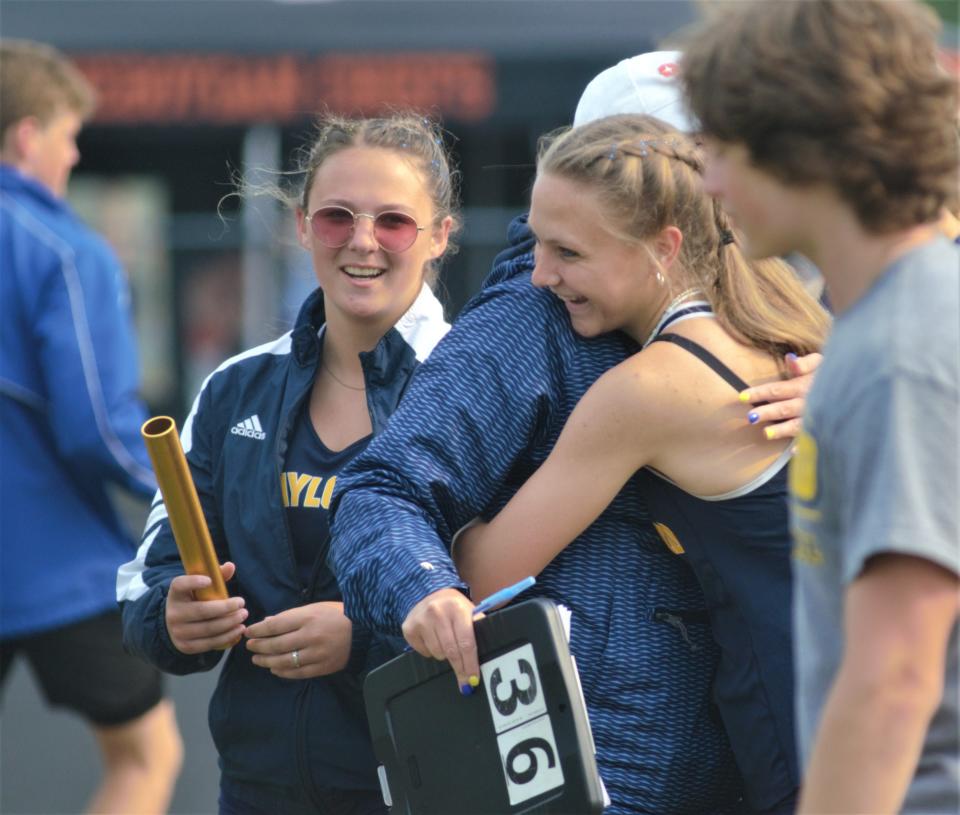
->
xmin=473 ymin=576 xmax=536 ymax=615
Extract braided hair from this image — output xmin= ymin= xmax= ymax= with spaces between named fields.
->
xmin=537 ymin=114 xmax=829 ymax=360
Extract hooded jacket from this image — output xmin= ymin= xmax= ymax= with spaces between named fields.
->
xmin=1 ymin=164 xmax=155 ymax=640
xmin=330 ymin=216 xmax=743 ymax=814
xmin=117 ymin=283 xmax=449 ymax=800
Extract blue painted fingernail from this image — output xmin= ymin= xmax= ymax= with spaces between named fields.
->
xmin=786 ymin=352 xmax=798 ymax=363
xmin=747 ymin=411 xmax=759 ymax=424
xmin=459 ymin=683 xmax=474 ymax=697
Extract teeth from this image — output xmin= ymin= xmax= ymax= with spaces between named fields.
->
xmin=552 ymin=289 xmax=586 ymax=304
xmin=343 ymin=266 xmax=385 ymax=279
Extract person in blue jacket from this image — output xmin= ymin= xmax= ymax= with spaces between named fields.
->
xmin=117 ymin=113 xmax=457 ymax=815
xmin=329 ymin=54 xmax=819 ymax=815
xmin=451 ymin=114 xmax=831 ymax=814
xmin=0 ymin=39 xmax=183 ymax=815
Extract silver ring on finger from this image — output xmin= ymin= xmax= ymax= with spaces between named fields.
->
xmin=291 ymin=649 xmax=301 ymax=669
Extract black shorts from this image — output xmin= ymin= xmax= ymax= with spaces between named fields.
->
xmin=0 ymin=610 xmax=164 ymax=727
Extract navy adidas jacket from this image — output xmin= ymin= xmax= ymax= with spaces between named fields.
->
xmin=117 ymin=283 xmax=449 ymax=798
xmin=0 ymin=165 xmax=155 ymax=640
xmin=330 ymin=216 xmax=743 ymax=814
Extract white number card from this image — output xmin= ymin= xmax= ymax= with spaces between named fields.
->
xmin=481 ymin=643 xmax=547 ymax=733
xmin=481 ymin=643 xmax=564 ymax=806
xmin=497 ymin=714 xmax=565 ymax=805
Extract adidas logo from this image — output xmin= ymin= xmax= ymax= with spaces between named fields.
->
xmin=230 ymin=414 xmax=266 ymax=440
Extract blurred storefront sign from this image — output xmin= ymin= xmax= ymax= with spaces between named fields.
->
xmin=73 ymin=52 xmax=496 ymax=124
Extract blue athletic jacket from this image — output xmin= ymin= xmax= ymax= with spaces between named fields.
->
xmin=117 ymin=283 xmax=449 ymax=799
xmin=0 ymin=165 xmax=155 ymax=640
xmin=330 ymin=216 xmax=742 ymax=814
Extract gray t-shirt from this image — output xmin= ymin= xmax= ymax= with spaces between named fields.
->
xmin=791 ymin=236 xmax=959 ymax=813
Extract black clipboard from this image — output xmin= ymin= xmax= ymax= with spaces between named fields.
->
xmin=363 ymin=598 xmax=606 ymax=814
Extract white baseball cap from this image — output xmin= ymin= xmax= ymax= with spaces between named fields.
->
xmin=573 ymin=51 xmax=695 ymax=133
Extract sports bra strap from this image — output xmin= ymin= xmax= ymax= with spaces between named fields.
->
xmin=650 ymin=333 xmax=752 ymax=395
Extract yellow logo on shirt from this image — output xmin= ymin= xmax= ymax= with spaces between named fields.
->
xmin=792 ymin=529 xmax=824 ymax=566
xmin=788 ymin=431 xmax=818 ymax=502
xmin=280 ymin=472 xmax=336 ymax=509
xmin=654 ymin=522 xmax=685 ymax=555
xmin=789 ymin=430 xmax=824 ymax=566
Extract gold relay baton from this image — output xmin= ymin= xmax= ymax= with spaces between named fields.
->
xmin=141 ymin=416 xmax=228 ymax=601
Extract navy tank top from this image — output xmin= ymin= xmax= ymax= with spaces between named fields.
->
xmin=640 ymin=325 xmax=799 ymax=813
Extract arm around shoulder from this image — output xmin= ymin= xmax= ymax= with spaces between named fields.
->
xmin=454 ymin=359 xmax=657 ymax=599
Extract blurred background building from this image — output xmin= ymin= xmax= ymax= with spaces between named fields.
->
xmin=0 ymin=1 xmax=955 ymax=812
xmin=3 ymin=0 xmax=701 ymax=420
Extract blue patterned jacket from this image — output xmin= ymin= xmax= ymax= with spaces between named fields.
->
xmin=118 ymin=283 xmax=449 ymax=799
xmin=330 ymin=216 xmax=742 ymax=814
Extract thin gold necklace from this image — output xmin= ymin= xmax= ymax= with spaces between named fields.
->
xmin=322 ymin=360 xmax=366 ymax=391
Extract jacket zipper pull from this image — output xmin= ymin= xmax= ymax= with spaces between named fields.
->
xmin=655 ymin=611 xmax=700 ymax=652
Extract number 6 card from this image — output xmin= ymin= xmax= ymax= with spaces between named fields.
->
xmin=363 ymin=598 xmax=606 ymax=814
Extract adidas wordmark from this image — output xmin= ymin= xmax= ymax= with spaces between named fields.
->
xmin=231 ymin=414 xmax=266 ymax=440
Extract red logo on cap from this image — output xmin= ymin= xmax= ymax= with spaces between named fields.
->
xmin=658 ymin=62 xmax=678 ymax=78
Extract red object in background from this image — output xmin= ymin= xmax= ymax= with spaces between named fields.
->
xmin=72 ymin=52 xmax=496 ymax=125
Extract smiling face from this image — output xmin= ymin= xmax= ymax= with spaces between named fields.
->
xmin=296 ymin=145 xmax=451 ymax=334
xmin=528 ymin=171 xmax=665 ymax=340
